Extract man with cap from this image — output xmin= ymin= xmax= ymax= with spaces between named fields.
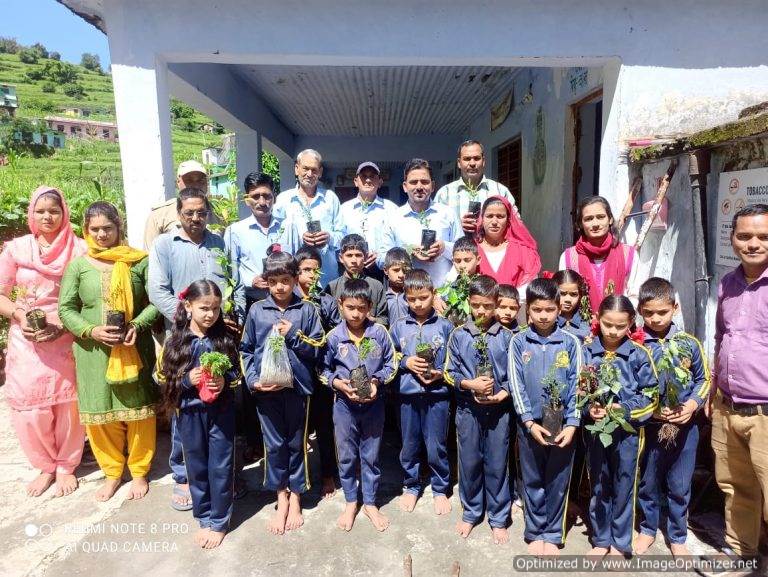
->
xmin=143 ymin=160 xmax=209 ymax=250
xmin=434 ymin=140 xmax=518 ymax=235
xmin=339 ymin=161 xmax=398 ymax=280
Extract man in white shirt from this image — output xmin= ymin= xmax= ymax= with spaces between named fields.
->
xmin=380 ymin=159 xmax=460 ymax=287
xmin=339 ymin=161 xmax=398 ymax=280
xmin=434 ymin=140 xmax=518 ymax=235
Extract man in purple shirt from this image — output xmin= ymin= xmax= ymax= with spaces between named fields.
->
xmin=710 ymin=203 xmax=768 ymax=574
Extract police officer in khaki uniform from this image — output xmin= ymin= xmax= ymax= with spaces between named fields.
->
xmin=143 ymin=160 xmax=208 ymax=250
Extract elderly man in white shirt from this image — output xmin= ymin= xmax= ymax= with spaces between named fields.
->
xmin=380 ymin=159 xmax=460 ymax=288
xmin=434 ymin=139 xmax=518 ymax=235
xmin=339 ymin=161 xmax=398 ymax=280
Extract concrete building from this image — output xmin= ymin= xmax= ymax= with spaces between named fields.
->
xmin=0 ymin=84 xmax=18 ymax=117
xmin=45 ymin=115 xmax=118 ymax=142
xmin=58 ymin=1 xmax=768 ymax=307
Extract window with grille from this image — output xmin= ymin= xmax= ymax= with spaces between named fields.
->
xmin=496 ymin=136 xmax=522 ymax=211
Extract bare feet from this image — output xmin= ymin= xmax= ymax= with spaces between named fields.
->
xmin=669 ymin=543 xmax=690 ymax=557
xmin=491 ymin=526 xmax=509 ymax=544
xmin=543 ymin=542 xmax=560 ymax=555
xmin=587 ymin=546 xmax=609 ymax=558
xmin=512 ymin=500 xmax=524 ymax=516
xmin=399 ymin=492 xmax=419 ymax=512
xmin=433 ymin=494 xmax=451 ymax=515
xmin=320 ymin=476 xmax=336 ymax=499
xmin=203 ymin=529 xmax=226 ymax=549
xmin=362 ymin=505 xmax=389 ymax=532
xmin=194 ymin=528 xmax=210 ymax=547
xmin=285 ymin=491 xmax=304 ymax=531
xmin=455 ymin=520 xmax=474 ymax=539
xmin=172 ymin=483 xmax=192 ymax=509
xmin=95 ymin=478 xmax=122 ymax=502
xmin=267 ymin=490 xmax=289 ymax=535
xmin=607 ymin=547 xmax=625 ymax=557
xmin=633 ymin=531 xmax=655 ymax=555
xmin=27 ymin=472 xmax=55 ymax=497
xmin=127 ymin=477 xmax=149 ymax=500
xmin=54 ymin=472 xmax=78 ymax=497
xmin=528 ymin=540 xmax=545 ymax=556
xmin=337 ymin=502 xmax=359 ymax=531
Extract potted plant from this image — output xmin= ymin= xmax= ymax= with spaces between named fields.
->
xmin=437 ymin=273 xmax=474 ymax=327
xmin=198 ymin=351 xmax=233 ymax=403
xmin=17 ymin=285 xmax=47 ymax=331
xmin=540 ymin=351 xmax=570 ymax=442
xmin=258 ymin=330 xmax=294 ymax=389
xmin=466 ymin=185 xmax=481 ymax=218
xmin=301 ymin=203 xmax=321 ymax=234
xmin=473 ymin=332 xmax=493 ymax=401
xmin=349 ymin=336 xmax=375 ymax=400
xmin=576 ymin=356 xmax=636 ymax=448
xmin=415 ymin=340 xmax=435 ymax=380
xmin=417 ymin=210 xmax=436 ymax=252
xmin=655 ymin=335 xmax=693 ymax=447
xmin=104 ymin=286 xmax=127 ymax=341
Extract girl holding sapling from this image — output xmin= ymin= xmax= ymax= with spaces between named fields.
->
xmin=634 ymin=278 xmax=709 ymax=557
xmin=508 ymin=278 xmax=582 ymax=556
xmin=158 ymin=280 xmax=240 ymax=550
xmin=240 ymin=250 xmax=325 ymax=536
xmin=578 ymin=295 xmax=658 ymax=560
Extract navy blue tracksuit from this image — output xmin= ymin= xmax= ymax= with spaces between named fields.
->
xmin=583 ymin=337 xmax=658 ymax=553
xmin=175 ymin=337 xmax=239 ymax=532
xmin=320 ymin=320 xmax=397 ymax=505
xmin=390 ymin=310 xmax=454 ymax=497
xmin=386 ymin=289 xmax=409 ymax=326
xmin=638 ymin=324 xmax=710 ymax=544
xmin=509 ymin=327 xmax=582 ymax=544
xmin=445 ymin=321 xmax=513 ymax=528
xmin=558 ymin=312 xmax=592 ymax=342
xmin=240 ymin=294 xmax=325 ymax=493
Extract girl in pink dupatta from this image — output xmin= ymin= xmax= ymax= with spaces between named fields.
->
xmin=474 ymin=195 xmax=541 ymax=288
xmin=0 ymin=186 xmax=87 ymax=497
xmin=558 ymin=196 xmax=635 ymax=311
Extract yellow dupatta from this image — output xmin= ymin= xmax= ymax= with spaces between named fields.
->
xmin=87 ymin=236 xmax=148 ymax=385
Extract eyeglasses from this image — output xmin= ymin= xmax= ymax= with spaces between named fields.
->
xmin=181 ymin=210 xmax=210 ymax=219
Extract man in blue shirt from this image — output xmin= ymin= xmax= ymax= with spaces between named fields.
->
xmin=273 ymin=149 xmax=343 ymax=283
xmin=224 ymin=171 xmax=297 ymax=310
xmin=339 ymin=161 xmax=398 ymax=281
xmin=379 ymin=159 xmax=460 ymax=288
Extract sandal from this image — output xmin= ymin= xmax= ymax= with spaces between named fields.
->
xmin=171 ymin=483 xmax=193 ymax=511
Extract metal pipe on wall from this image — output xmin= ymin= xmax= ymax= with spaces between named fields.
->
xmin=689 ymin=150 xmax=711 ymax=343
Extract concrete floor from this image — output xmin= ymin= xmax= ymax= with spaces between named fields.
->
xmin=0 ymin=390 xmax=749 ymax=577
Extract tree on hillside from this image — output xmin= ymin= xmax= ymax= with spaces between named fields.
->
xmin=42 ymin=61 xmax=78 ymax=84
xmin=41 ymin=82 xmax=57 ymax=94
xmin=49 ymin=51 xmax=61 ymax=61
xmin=18 ymin=48 xmax=39 ymax=64
xmin=81 ymin=53 xmax=103 ymax=73
xmin=170 ymin=99 xmax=195 ymax=120
xmin=30 ymin=43 xmax=49 ymax=59
xmin=0 ymin=37 xmax=20 ymax=54
xmin=62 ymin=83 xmax=86 ymax=98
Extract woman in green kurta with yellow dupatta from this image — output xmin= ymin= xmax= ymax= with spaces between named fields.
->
xmin=59 ymin=202 xmax=159 ymax=502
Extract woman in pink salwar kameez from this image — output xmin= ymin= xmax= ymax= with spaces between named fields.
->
xmin=0 ymin=186 xmax=87 ymax=497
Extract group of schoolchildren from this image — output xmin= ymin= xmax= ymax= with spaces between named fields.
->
xmin=159 ymin=231 xmax=710 ymax=559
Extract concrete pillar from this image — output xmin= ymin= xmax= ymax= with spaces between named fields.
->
xmin=277 ymin=149 xmax=296 ymax=193
xmin=110 ymin=54 xmax=175 ymax=247
xmin=235 ymin=128 xmax=262 ymax=219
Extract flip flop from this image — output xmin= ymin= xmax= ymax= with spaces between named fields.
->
xmin=171 ymin=483 xmax=193 ymax=511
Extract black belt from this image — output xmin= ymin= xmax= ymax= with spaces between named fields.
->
xmin=720 ymin=394 xmax=768 ymax=416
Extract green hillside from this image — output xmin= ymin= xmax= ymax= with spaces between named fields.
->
xmin=0 ymin=50 xmax=226 ymax=239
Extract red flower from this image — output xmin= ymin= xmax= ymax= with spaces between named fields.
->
xmin=178 ymin=287 xmax=189 ymax=301
xmin=541 ymin=270 xmax=555 ymax=279
xmin=590 ymin=318 xmax=600 ymax=336
xmin=629 ymin=326 xmax=646 ymax=344
xmin=267 ymin=243 xmax=282 ymax=255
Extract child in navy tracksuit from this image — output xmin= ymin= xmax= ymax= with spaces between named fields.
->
xmin=295 ymin=245 xmax=341 ymax=498
xmin=383 ymin=247 xmax=412 ymax=326
xmin=390 ymin=269 xmax=454 ymax=515
xmin=158 ymin=280 xmax=240 ymax=550
xmin=240 ymin=251 xmax=325 ymax=535
xmin=445 ymin=274 xmax=513 ymax=544
xmin=582 ymin=295 xmax=658 ymax=558
xmin=320 ymin=278 xmax=397 ymax=532
xmin=553 ymin=269 xmax=592 ymax=342
xmin=496 ymin=284 xmax=521 ymax=333
xmin=635 ymin=278 xmax=709 ymax=556
xmin=509 ymin=279 xmax=582 ymax=556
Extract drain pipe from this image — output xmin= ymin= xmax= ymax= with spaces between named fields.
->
xmin=688 ymin=150 xmax=711 ymax=343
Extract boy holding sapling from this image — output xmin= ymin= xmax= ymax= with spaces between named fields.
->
xmin=240 ymin=251 xmax=325 ymax=536
xmin=383 ymin=247 xmax=412 ymax=326
xmin=444 ymin=275 xmax=513 ymax=544
xmin=389 ymin=269 xmax=454 ymax=515
xmin=634 ymin=277 xmax=709 ymax=556
xmin=508 ymin=278 xmax=582 ymax=556
xmin=437 ymin=236 xmax=480 ymax=326
xmin=319 ymin=279 xmax=397 ymax=532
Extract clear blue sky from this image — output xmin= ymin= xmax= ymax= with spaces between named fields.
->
xmin=1 ymin=0 xmax=110 ymax=67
